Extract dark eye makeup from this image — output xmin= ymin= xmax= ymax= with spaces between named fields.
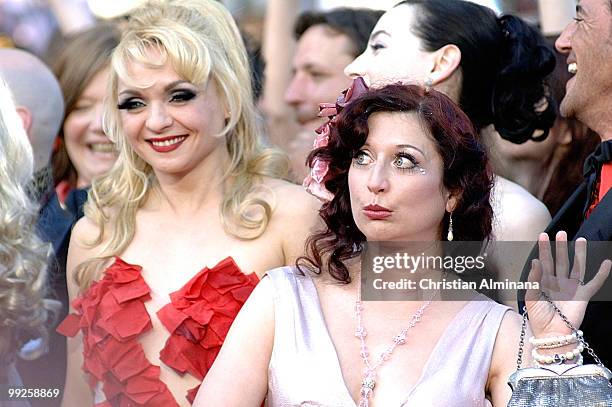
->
xmin=352 ymin=149 xmax=425 ymax=174
xmin=170 ymin=89 xmax=197 ymax=102
xmin=117 ymin=98 xmax=144 ymax=110
xmin=117 ymin=88 xmax=197 ymax=110
xmin=395 ymin=152 xmax=419 ymax=168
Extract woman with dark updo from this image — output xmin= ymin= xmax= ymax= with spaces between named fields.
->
xmin=344 ymin=0 xmax=556 ymax=243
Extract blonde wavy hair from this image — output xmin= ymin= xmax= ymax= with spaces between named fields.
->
xmin=78 ymin=0 xmax=289 ymax=289
xmin=0 ymin=77 xmax=52 ymax=364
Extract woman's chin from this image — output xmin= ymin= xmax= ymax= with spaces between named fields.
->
xmin=363 ymin=232 xmax=402 ymax=242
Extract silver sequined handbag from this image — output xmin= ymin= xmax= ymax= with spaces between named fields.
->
xmin=508 ymin=296 xmax=612 ymax=407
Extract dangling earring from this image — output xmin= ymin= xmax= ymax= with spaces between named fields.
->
xmin=447 ymin=212 xmax=454 ymax=241
xmin=424 ymin=77 xmax=433 ymax=92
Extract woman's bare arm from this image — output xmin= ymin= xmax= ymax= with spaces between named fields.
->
xmin=487 ymin=310 xmax=527 ymax=406
xmin=193 ymin=276 xmax=276 ymax=406
xmin=61 ymin=218 xmax=101 ymax=407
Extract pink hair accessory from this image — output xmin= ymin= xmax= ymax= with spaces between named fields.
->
xmin=312 ymin=122 xmax=330 ymax=149
xmin=318 ymin=103 xmax=338 ymax=118
xmin=303 ymin=77 xmax=369 ymax=202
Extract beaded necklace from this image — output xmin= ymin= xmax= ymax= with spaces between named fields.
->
xmin=354 ymin=282 xmax=433 ymax=407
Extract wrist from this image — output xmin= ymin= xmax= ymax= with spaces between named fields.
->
xmin=530 ymin=331 xmax=585 ymax=366
xmin=530 ymin=331 xmax=582 ymax=347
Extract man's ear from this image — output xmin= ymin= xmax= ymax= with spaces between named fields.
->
xmin=16 ymin=106 xmax=33 ymax=135
xmin=430 ymin=44 xmax=461 ymax=85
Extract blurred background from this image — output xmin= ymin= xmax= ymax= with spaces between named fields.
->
xmin=0 ymin=0 xmax=544 ymax=61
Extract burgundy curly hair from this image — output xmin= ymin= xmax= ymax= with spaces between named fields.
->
xmin=299 ymin=84 xmax=494 ymax=283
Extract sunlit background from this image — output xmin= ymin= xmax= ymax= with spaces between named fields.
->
xmin=0 ymin=0 xmax=573 ymax=61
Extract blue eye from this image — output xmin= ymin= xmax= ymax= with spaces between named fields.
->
xmin=117 ymin=99 xmax=145 ymax=110
xmin=353 ymin=150 xmax=373 ymax=166
xmin=393 ymin=154 xmax=416 ymax=169
xmin=394 ymin=152 xmax=425 ymax=174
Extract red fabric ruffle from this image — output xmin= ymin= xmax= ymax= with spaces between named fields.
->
xmin=157 ymin=257 xmax=259 ymax=404
xmin=57 ymin=258 xmax=178 ymax=407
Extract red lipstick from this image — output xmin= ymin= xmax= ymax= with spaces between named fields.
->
xmin=147 ymin=135 xmax=187 ymax=153
xmin=363 ymin=204 xmax=392 ymax=220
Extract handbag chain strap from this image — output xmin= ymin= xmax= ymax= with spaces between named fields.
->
xmin=516 ymin=292 xmax=603 ymax=369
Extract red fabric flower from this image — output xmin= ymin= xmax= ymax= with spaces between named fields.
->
xmin=303 ymin=77 xmax=369 ymax=202
xmin=57 ymin=258 xmax=179 ymax=407
xmin=157 ymin=257 xmax=259 ymax=404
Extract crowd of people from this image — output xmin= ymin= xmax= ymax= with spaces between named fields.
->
xmin=0 ymin=0 xmax=611 ymax=406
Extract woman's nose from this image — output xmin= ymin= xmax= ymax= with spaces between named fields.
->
xmin=345 ymin=53 xmax=366 ymax=79
xmin=145 ymin=102 xmax=173 ymax=132
xmin=366 ymin=163 xmax=389 ymax=194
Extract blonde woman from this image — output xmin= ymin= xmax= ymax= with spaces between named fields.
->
xmin=58 ymin=1 xmax=319 ymax=406
xmin=0 ymin=77 xmax=53 ymax=405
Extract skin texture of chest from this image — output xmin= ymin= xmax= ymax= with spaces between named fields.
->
xmin=124 ymin=206 xmax=286 ymax=284
xmin=314 ymin=279 xmax=471 ymax=405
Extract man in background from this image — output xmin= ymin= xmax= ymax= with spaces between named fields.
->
xmin=285 ymin=8 xmax=383 ymax=132
xmin=0 ymin=48 xmax=63 ymax=199
xmin=262 ymin=5 xmax=382 ymax=180
xmin=0 ymin=48 xmax=69 ymax=407
xmin=520 ymin=0 xmax=612 ymax=366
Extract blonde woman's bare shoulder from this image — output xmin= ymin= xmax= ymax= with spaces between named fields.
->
xmin=71 ymin=202 xmax=120 ymax=244
xmin=66 ymin=216 xmax=110 ymax=298
xmin=71 ymin=216 xmax=101 ymax=247
xmin=69 ymin=215 xmax=112 ymax=269
xmin=260 ymin=177 xmax=322 ymax=263
xmin=261 ymin=177 xmax=321 ymax=217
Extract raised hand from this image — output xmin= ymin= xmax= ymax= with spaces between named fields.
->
xmin=525 ymin=231 xmax=611 ymax=338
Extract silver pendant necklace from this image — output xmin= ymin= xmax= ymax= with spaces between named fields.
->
xmin=354 ymin=282 xmax=432 ymax=407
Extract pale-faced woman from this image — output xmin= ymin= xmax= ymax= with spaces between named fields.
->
xmin=344 ymin=0 xmax=555 ymax=242
xmin=193 ymin=83 xmax=609 ymax=407
xmin=59 ymin=1 xmax=319 ymax=406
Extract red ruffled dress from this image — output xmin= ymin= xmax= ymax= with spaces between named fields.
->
xmin=57 ymin=257 xmax=259 ymax=406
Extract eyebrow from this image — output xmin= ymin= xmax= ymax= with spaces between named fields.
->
xmin=397 ymin=144 xmax=425 ymax=156
xmin=369 ymin=30 xmax=391 ymax=41
xmin=303 ymin=63 xmax=328 ymax=72
xmin=576 ymin=4 xmax=585 ymax=15
xmin=363 ymin=143 xmax=426 ymax=156
xmin=118 ymin=80 xmax=192 ymax=97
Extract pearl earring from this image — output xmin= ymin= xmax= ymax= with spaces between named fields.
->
xmin=447 ymin=212 xmax=454 ymax=241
